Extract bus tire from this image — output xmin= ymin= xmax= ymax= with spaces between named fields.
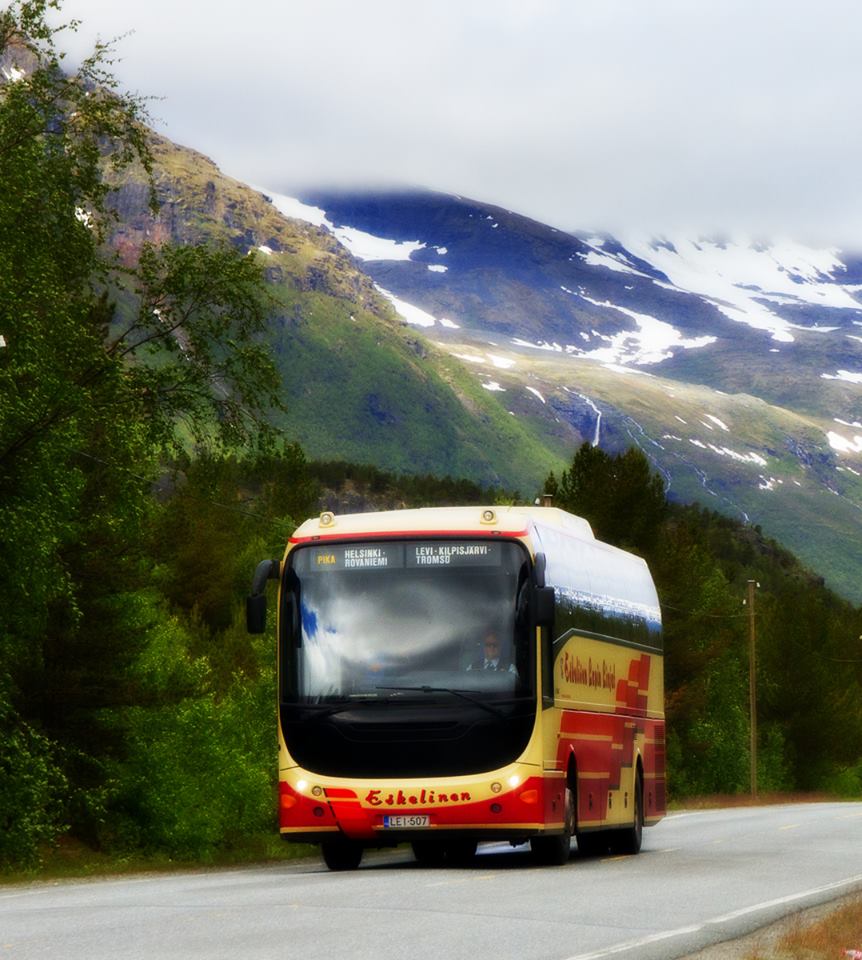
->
xmin=531 ymin=785 xmax=574 ymax=865
xmin=321 ymin=837 xmax=363 ymax=871
xmin=610 ymin=773 xmax=643 ymax=856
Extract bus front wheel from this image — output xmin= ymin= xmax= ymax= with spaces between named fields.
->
xmin=321 ymin=837 xmax=363 ymax=871
xmin=531 ymin=785 xmax=574 ymax=865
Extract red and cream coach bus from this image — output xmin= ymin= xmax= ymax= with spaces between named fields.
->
xmin=247 ymin=504 xmax=665 ymax=870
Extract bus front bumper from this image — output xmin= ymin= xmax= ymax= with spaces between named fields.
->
xmin=278 ymin=772 xmax=566 ymax=842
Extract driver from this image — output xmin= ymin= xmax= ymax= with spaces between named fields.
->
xmin=468 ymin=631 xmax=515 ymax=673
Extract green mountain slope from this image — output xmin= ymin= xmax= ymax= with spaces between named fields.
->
xmin=436 ymin=337 xmax=862 ymax=600
xmin=108 ymin=134 xmax=563 ymax=494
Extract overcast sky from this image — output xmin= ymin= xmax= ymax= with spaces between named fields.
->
xmin=55 ymin=0 xmax=862 ymax=244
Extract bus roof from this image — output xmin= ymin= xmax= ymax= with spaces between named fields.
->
xmin=290 ymin=505 xmax=595 ymax=543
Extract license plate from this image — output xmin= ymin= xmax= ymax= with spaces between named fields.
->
xmin=383 ymin=814 xmax=430 ymax=828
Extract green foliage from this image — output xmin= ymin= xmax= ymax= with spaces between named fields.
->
xmin=553 ymin=443 xmax=667 ymax=552
xmin=0 ymin=704 xmax=68 ymax=868
xmin=0 ymin=1 xmax=288 ymax=868
xmin=122 ymin=242 xmax=283 ymax=455
xmin=310 ymin=459 xmax=507 ymax=508
xmin=822 ymin=761 xmax=862 ymax=799
xmin=112 ymin=649 xmax=275 ymax=859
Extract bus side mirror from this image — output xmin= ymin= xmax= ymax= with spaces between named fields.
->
xmin=246 ymin=559 xmax=281 ymax=634
xmin=533 ymin=552 xmax=547 ymax=588
xmin=534 ymin=586 xmax=555 ymax=628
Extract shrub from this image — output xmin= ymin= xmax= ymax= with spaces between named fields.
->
xmin=0 ymin=705 xmax=68 ymax=869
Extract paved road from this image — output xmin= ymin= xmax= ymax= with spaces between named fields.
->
xmin=2 ymin=803 xmax=861 ymax=960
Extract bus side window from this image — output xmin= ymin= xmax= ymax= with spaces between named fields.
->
xmin=513 ymin=575 xmax=527 ymax=682
xmin=279 ymin=572 xmax=300 ymax=700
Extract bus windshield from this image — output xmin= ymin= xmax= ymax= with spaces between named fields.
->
xmin=287 ymin=539 xmax=532 ymax=702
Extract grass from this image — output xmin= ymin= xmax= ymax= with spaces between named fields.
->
xmin=667 ymin=792 xmax=835 ymax=811
xmin=0 ymin=835 xmax=317 ymax=887
xmin=742 ymin=893 xmax=862 ymax=959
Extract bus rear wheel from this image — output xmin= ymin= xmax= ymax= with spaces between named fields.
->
xmin=531 ymin=785 xmax=574 ymax=865
xmin=610 ymin=774 xmax=643 ymax=855
xmin=321 ymin=837 xmax=363 ymax=871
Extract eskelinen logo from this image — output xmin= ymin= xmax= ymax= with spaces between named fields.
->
xmin=365 ymin=788 xmax=472 ymax=806
xmin=560 ymin=652 xmax=616 ymax=692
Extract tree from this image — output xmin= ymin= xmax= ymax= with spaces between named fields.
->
xmin=0 ymin=1 xmax=285 ymax=864
xmin=554 ymin=443 xmax=666 ymax=552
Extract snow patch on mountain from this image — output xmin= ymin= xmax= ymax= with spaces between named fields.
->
xmin=680 ymin=435 xmax=768 ymax=466
xmin=329 ymin=225 xmax=424 ymax=261
xmin=579 ymin=250 xmax=649 ymax=278
xmin=450 ymin=350 xmax=516 ymax=369
xmin=261 ymin=189 xmax=427 ymax=262
xmin=573 ymin=293 xmax=716 ymax=364
xmin=822 ymin=370 xmax=862 ymax=384
xmin=827 ymin=430 xmax=862 ymax=454
xmin=375 ymin=286 xmax=437 ymax=327
xmin=608 ymin=234 xmax=862 ymax=344
xmin=704 ymin=414 xmax=730 ymax=432
xmin=488 ymin=354 xmax=516 ymax=369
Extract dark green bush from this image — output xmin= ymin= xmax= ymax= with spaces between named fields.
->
xmin=0 ymin=704 xmax=68 ymax=868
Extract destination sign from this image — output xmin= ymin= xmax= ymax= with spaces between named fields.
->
xmin=302 ymin=544 xmax=403 ymax=572
xmin=406 ymin=543 xmax=502 ymax=568
xmin=295 ymin=541 xmax=502 ymax=573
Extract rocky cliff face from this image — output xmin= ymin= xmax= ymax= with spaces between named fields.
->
xmin=106 ymin=134 xmax=388 ymax=317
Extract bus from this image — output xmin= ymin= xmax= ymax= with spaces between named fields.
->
xmin=247 ymin=504 xmax=665 ymax=870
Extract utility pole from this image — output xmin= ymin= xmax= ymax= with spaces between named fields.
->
xmin=747 ymin=579 xmax=758 ymax=799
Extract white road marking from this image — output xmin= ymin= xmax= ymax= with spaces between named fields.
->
xmin=562 ymin=925 xmax=704 ymax=960
xmin=707 ymin=874 xmax=862 ymax=923
xmin=561 ymin=873 xmax=862 ymax=960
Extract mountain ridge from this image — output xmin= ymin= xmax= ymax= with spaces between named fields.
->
xmin=270 ymin=186 xmax=862 ymax=602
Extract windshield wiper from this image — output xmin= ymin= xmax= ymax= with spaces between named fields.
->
xmin=298 ymin=698 xmax=363 ymax=719
xmin=375 ymin=685 xmax=504 ymax=718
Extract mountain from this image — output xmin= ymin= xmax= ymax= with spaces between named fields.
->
xmin=106 ymin=138 xmax=562 ymax=495
xmin=260 ymin=188 xmax=862 ymax=602
xmin=103 ymin=129 xmax=862 ymax=601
